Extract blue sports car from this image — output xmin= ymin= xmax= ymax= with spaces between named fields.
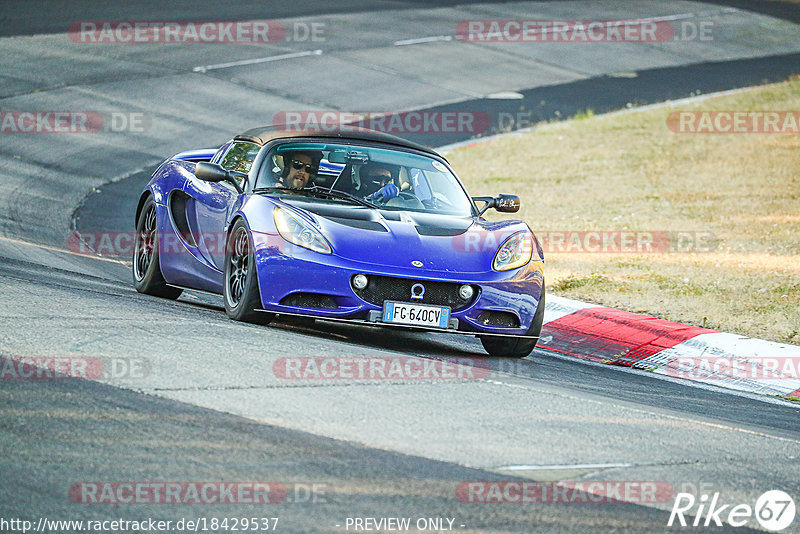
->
xmin=133 ymin=127 xmax=545 ymax=357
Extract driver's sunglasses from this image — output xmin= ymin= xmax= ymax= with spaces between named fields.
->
xmin=369 ymin=173 xmax=392 ymax=183
xmin=291 ymin=160 xmax=316 ymax=174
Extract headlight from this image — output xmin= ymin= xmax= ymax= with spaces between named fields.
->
xmin=492 ymin=231 xmax=533 ymax=271
xmin=273 ymin=206 xmax=332 ymax=254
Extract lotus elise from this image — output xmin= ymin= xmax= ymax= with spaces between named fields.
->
xmin=133 ymin=127 xmax=545 ymax=357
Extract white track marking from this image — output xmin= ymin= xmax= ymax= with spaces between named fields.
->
xmin=193 ymin=49 xmax=322 ymax=72
xmin=496 ymin=463 xmax=631 ymax=471
xmin=394 ymin=35 xmax=452 ymax=46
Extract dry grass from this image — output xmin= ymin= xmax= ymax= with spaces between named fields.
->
xmin=448 ymin=77 xmax=800 ymax=344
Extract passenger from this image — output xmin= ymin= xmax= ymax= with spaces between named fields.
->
xmin=360 ymin=163 xmax=400 ymax=202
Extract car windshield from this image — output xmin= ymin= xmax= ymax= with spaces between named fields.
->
xmin=255 ymin=142 xmax=475 ymax=216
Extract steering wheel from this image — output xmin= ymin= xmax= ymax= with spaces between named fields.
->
xmin=386 ymin=192 xmax=425 ymax=210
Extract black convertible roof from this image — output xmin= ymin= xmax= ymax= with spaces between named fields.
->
xmin=234 ymin=125 xmax=441 ymax=157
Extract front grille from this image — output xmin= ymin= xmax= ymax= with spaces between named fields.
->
xmin=353 ymin=275 xmax=477 ymax=310
xmin=476 ymin=310 xmax=520 ymax=328
xmin=280 ymin=293 xmax=338 ymax=310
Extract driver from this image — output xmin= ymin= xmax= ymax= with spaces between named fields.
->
xmin=360 ymin=163 xmax=400 ymax=202
xmin=279 ymin=151 xmax=321 ymax=190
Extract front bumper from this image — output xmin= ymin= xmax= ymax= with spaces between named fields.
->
xmin=252 ymin=232 xmax=544 ymax=336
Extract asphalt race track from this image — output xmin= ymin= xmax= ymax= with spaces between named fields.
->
xmin=2 ymin=1 xmax=800 ymax=532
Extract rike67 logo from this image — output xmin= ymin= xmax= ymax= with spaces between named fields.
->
xmin=669 ymin=490 xmax=795 ymax=531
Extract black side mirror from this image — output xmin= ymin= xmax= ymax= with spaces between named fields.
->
xmin=472 ymin=194 xmax=521 ymax=216
xmin=494 ymin=194 xmax=521 ymax=213
xmin=195 ymin=162 xmax=244 ymax=193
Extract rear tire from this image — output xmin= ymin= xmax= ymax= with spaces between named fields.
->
xmin=224 ymin=219 xmax=273 ymax=325
xmin=480 ymin=287 xmax=545 ymax=358
xmin=132 ymin=196 xmax=183 ymax=300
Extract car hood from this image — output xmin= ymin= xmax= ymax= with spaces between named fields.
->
xmin=279 ymin=197 xmax=530 ymax=274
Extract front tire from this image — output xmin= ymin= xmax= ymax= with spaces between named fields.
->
xmin=132 ymin=196 xmax=183 ymax=299
xmin=223 ymin=219 xmax=273 ymax=325
xmin=480 ymin=287 xmax=545 ymax=358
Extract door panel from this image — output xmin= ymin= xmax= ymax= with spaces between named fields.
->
xmin=181 ymin=177 xmax=238 ymax=271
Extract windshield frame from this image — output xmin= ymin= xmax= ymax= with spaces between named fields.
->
xmin=251 ymin=137 xmax=479 ymax=217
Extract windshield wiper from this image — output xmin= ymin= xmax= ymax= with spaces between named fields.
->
xmin=304 ymin=186 xmax=377 ymax=208
xmin=255 ymin=185 xmax=377 ymax=208
xmin=254 ymin=186 xmax=295 ymax=193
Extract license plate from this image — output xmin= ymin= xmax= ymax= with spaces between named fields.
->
xmin=382 ymin=301 xmax=450 ymax=329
